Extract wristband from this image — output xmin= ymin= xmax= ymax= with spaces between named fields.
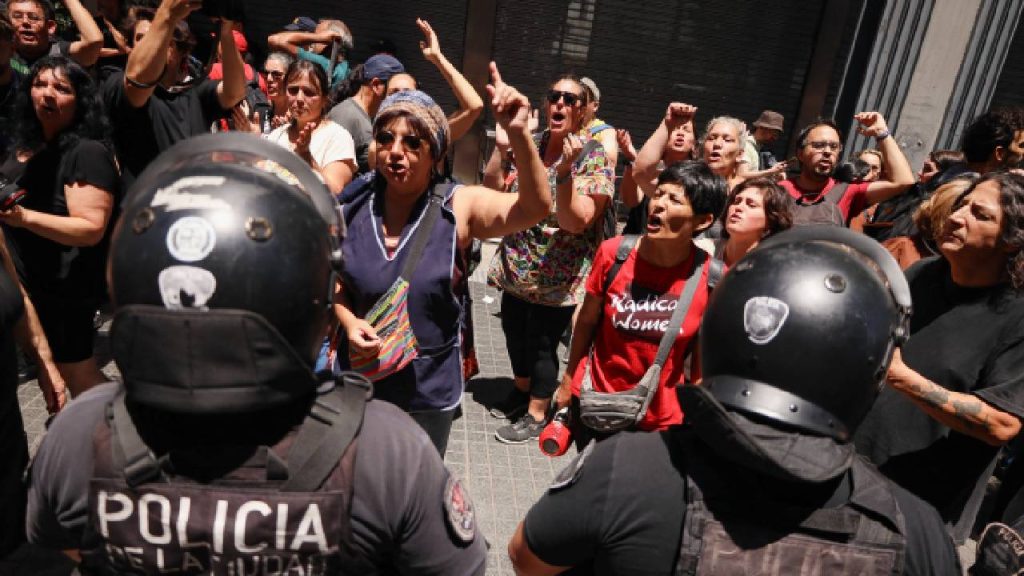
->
xmin=555 ymin=171 xmax=573 ymax=185
xmin=875 ymin=130 xmax=891 ymax=142
xmin=125 ymin=65 xmax=167 ymax=89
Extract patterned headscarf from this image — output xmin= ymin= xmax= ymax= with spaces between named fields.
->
xmin=374 ymin=90 xmax=450 ymax=161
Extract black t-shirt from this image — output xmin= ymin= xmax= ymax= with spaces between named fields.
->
xmin=26 ymin=382 xmax=487 ymax=575
xmin=5 ymin=139 xmax=118 ymax=300
xmin=102 ymin=71 xmax=228 ymax=188
xmin=0 ymin=263 xmax=26 ymax=556
xmin=0 ymin=71 xmax=23 ymax=155
xmin=855 ymin=257 xmax=1024 ymax=534
xmin=524 ymin=428 xmax=958 ymax=576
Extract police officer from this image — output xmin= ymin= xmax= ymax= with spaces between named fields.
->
xmin=25 ymin=134 xmax=487 ymax=575
xmin=509 ymin=227 xmax=961 ymax=575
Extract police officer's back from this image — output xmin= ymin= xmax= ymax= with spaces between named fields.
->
xmin=25 ymin=134 xmax=486 ymax=575
xmin=509 ymin=227 xmax=960 ymax=575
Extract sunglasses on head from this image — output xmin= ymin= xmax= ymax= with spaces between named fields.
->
xmin=547 ymin=90 xmax=580 ymax=106
xmin=374 ymin=130 xmax=424 ymax=152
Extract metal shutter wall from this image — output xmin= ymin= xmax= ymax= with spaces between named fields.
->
xmin=240 ymin=0 xmax=468 ymax=114
xmin=490 ymin=0 xmax=824 ymax=151
xmin=990 ymin=21 xmax=1024 ymax=110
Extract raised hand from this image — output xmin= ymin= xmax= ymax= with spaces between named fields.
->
xmin=616 ymin=128 xmax=637 ymax=162
xmin=416 ymin=18 xmax=442 ymax=64
xmin=164 ymin=0 xmax=203 ymax=22
xmin=294 ymin=121 xmax=316 ymax=160
xmin=854 ymin=111 xmax=890 ymax=139
xmin=486 ymin=62 xmax=531 ymax=136
xmin=664 ymin=102 xmax=698 ymax=130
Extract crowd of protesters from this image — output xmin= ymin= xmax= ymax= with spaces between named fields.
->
xmin=2 ymin=0 xmax=1024 ymax=573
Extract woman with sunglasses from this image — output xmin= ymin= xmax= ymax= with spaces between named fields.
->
xmin=333 ymin=63 xmax=551 ymax=455
xmin=264 ymin=59 xmax=356 ymax=194
xmin=484 ymin=75 xmax=614 ymax=445
xmin=262 ymin=52 xmax=293 ymax=131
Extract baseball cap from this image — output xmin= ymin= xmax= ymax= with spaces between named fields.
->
xmin=284 ymin=16 xmax=318 ymax=32
xmin=364 ymin=54 xmax=405 ymax=82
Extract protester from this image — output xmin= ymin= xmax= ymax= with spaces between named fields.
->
xmin=510 ymin=227 xmax=960 ymax=575
xmin=0 ymin=56 xmax=118 ymax=397
xmin=577 ymin=76 xmax=617 ymax=169
xmin=858 ymin=148 xmax=885 ymax=182
xmin=263 ymin=59 xmax=355 ymax=194
xmin=0 ymin=18 xmax=24 ymax=154
xmin=553 ymin=161 xmax=725 ymax=448
xmin=626 ymin=102 xmax=698 ymax=234
xmin=335 ymin=64 xmax=552 ymax=455
xmin=961 ymin=108 xmax=1024 ymax=174
xmin=102 ymin=0 xmax=245 ymax=187
xmin=700 ymin=116 xmax=747 ymax=190
xmin=711 ymin=176 xmax=792 ymax=266
xmin=739 ymin=109 xmax=784 ymax=174
xmin=0 ymin=228 xmax=64 ymax=558
xmin=259 ymin=51 xmax=292 ymax=130
xmin=484 ymin=73 xmax=613 ymax=444
xmin=856 ymin=171 xmax=1024 ymax=548
xmin=328 ymin=53 xmax=404 ymax=174
xmin=383 ymin=19 xmax=483 ymax=143
xmin=784 ymin=114 xmax=914 ymax=226
xmin=881 ymin=176 xmax=978 ymax=269
xmin=267 ymin=16 xmax=352 ymax=90
xmin=7 ymin=0 xmax=102 ymax=74
xmin=93 ymin=0 xmax=130 ymax=74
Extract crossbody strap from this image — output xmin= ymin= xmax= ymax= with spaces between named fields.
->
xmin=398 ymin=182 xmax=450 ymax=281
xmin=603 ymin=234 xmax=639 ymax=293
xmin=653 ymin=249 xmax=708 ymax=367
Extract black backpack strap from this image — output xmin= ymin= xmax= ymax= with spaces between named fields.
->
xmin=603 ymin=234 xmax=639 ymax=293
xmin=706 ymin=257 xmax=725 ymax=290
xmin=108 ymin=389 xmax=166 ymax=487
xmin=282 ymin=372 xmax=370 ymax=491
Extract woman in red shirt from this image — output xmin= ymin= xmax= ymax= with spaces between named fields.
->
xmin=554 ymin=160 xmax=726 ymax=447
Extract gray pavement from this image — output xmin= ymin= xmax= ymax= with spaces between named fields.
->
xmin=12 ymin=275 xmax=569 ymax=576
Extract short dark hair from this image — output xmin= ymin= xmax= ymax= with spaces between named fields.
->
xmin=656 ymin=160 xmax=727 ymax=219
xmin=796 ymin=118 xmax=842 ymax=148
xmin=929 ymin=149 xmax=966 ymax=171
xmin=7 ymin=0 xmax=54 ymax=21
xmin=719 ymin=177 xmax=793 ymax=239
xmin=833 ymin=159 xmax=872 ymax=183
xmin=960 ymin=109 xmax=1024 ymax=164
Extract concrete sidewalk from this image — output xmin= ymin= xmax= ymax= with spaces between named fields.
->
xmin=10 ymin=278 xmax=569 ymax=576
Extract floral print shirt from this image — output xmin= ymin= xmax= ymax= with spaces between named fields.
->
xmin=487 ymin=130 xmax=614 ymax=307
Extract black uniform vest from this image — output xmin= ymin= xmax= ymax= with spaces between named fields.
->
xmin=79 ymin=379 xmax=367 ymax=576
xmin=676 ymin=445 xmax=908 ymax=575
xmin=790 ymin=182 xmax=850 ymax=227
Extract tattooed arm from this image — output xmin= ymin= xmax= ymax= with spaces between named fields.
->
xmin=887 ymin=348 xmax=1022 ymax=446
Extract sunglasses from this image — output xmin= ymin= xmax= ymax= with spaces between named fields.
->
xmin=265 ymin=70 xmax=286 ymax=80
xmin=547 ymin=90 xmax=580 ymax=107
xmin=374 ymin=130 xmax=424 ymax=152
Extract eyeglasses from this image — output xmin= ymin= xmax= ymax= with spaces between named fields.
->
xmin=265 ymin=70 xmax=285 ymax=81
xmin=375 ymin=130 xmax=424 ymax=152
xmin=10 ymin=11 xmax=44 ymax=23
xmin=547 ymin=90 xmax=580 ymax=107
xmin=806 ymin=141 xmax=842 ymax=152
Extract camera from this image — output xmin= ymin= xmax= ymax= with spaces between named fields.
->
xmin=539 ymin=407 xmax=572 ymax=457
xmin=200 ymin=0 xmax=246 ymax=22
xmin=0 ymin=178 xmax=25 ymax=212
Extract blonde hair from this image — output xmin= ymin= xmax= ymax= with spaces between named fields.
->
xmin=914 ymin=177 xmax=976 ymax=243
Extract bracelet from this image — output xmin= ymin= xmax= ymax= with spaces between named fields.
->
xmin=875 ymin=130 xmax=891 ymax=141
xmin=125 ymin=65 xmax=167 ymax=89
xmin=555 ymin=171 xmax=573 ymax=185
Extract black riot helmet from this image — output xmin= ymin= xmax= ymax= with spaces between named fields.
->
xmin=107 ymin=133 xmax=345 ymax=415
xmin=697 ymin=226 xmax=912 ymax=442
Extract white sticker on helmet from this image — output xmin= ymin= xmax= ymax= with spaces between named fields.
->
xmin=744 ymin=296 xmax=790 ymax=345
xmin=158 ymin=266 xmax=217 ymax=310
xmin=166 ymin=216 xmax=216 ymax=262
xmin=151 ymin=176 xmax=231 ymax=212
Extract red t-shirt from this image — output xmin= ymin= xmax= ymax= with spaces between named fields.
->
xmin=571 ymin=237 xmax=711 ymax=430
xmin=781 ymin=177 xmax=872 ymax=222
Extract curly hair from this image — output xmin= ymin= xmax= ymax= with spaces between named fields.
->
xmin=989 ymin=171 xmax=1024 ymax=290
xmin=12 ymin=56 xmax=111 ymax=154
xmin=719 ymin=177 xmax=793 ymax=239
xmin=961 ymin=108 xmax=1024 ymax=165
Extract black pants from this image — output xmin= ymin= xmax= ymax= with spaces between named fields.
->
xmin=501 ymin=292 xmax=575 ymax=401
xmin=410 ymin=409 xmax=455 ymax=457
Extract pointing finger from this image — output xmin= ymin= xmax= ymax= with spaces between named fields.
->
xmin=489 ymin=61 xmax=504 ymax=88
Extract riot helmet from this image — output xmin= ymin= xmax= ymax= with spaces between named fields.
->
xmin=697 ymin=226 xmax=911 ymax=442
xmin=107 ymin=133 xmax=344 ymax=415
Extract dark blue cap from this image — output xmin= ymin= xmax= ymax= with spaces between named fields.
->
xmin=284 ymin=16 xmax=318 ymax=32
